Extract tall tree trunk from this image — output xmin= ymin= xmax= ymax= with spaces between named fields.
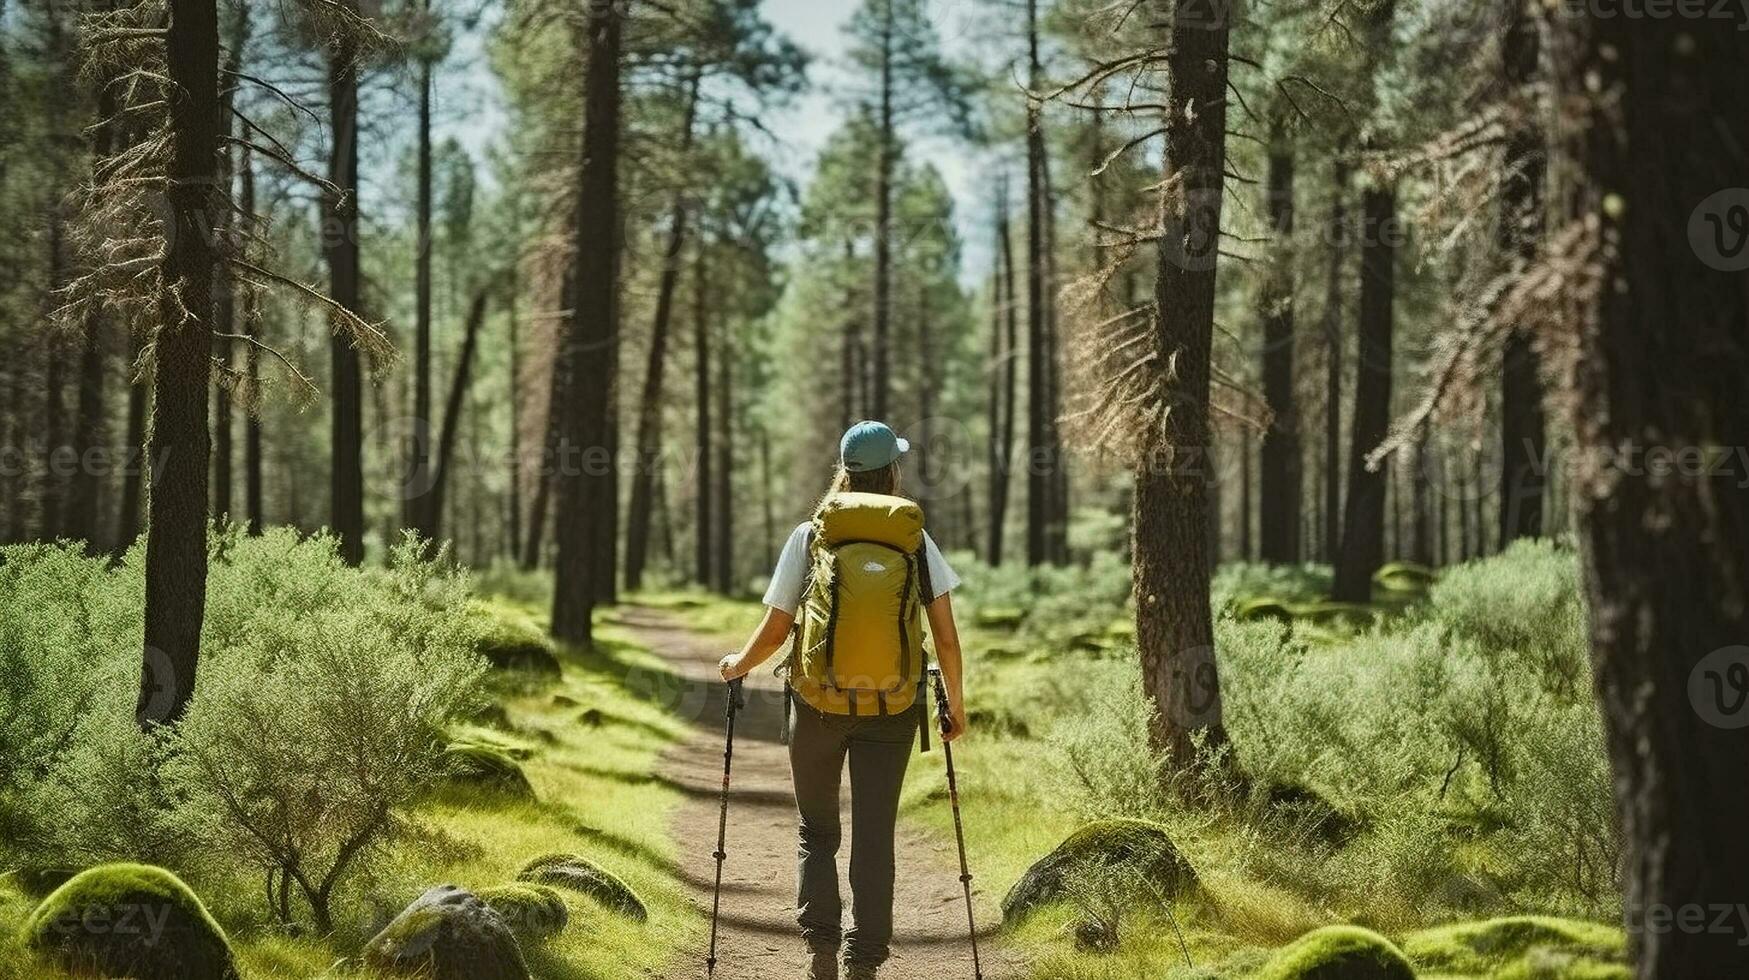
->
xmin=506 ymin=268 xmax=521 ymax=556
xmin=43 ymin=220 xmax=68 ymax=539
xmin=1332 ymin=180 xmax=1396 ymax=602
xmin=1038 ymin=132 xmax=1069 ymax=564
xmin=1239 ymin=425 xmax=1253 ymax=560
xmin=407 ymin=17 xmax=436 ymax=544
xmin=693 ymin=241 xmax=713 ymax=587
xmin=987 ymin=182 xmax=1019 ymax=565
xmin=211 ymin=48 xmax=238 ymax=526
xmin=139 ymin=0 xmax=219 ymax=729
xmin=118 ymin=332 xmax=148 ymax=551
xmin=1135 ymin=0 xmax=1231 ymax=764
xmin=759 ymin=430 xmax=774 ymax=569
xmin=65 ymin=75 xmax=120 ymax=550
xmin=1023 ymin=0 xmax=1048 ymax=567
xmin=1258 ymin=137 xmax=1300 ymax=563
xmin=1496 ymin=0 xmax=1547 ymax=549
xmin=427 ymin=290 xmax=488 ymax=544
xmin=325 ymin=6 xmax=365 ymax=566
xmin=984 ymin=206 xmax=1008 ymax=564
xmin=1547 ymin=11 xmax=1749 ymax=977
xmin=1322 ymin=156 xmax=1348 ymax=563
xmin=626 ymin=72 xmax=699 ymax=591
xmin=523 ymin=271 xmax=575 ymax=571
xmin=712 ymin=317 xmax=732 ymax=593
xmin=870 ymin=0 xmax=894 ymax=419
xmin=551 ymin=0 xmax=625 ymax=645
xmin=1411 ymin=430 xmax=1432 ymax=564
xmin=241 ymin=146 xmax=263 ymax=537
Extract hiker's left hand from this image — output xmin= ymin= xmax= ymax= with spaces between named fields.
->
xmin=718 ymin=653 xmax=748 ymax=681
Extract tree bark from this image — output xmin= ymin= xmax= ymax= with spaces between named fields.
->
xmin=712 ymin=315 xmax=732 ymax=593
xmin=551 ymin=0 xmax=626 ymax=645
xmin=625 ymin=72 xmax=699 ymax=591
xmin=211 ymin=48 xmax=238 ymax=526
xmin=987 ymin=182 xmax=1019 ymax=565
xmin=693 ymin=241 xmax=713 ymax=587
xmin=325 ymin=4 xmax=365 ymax=566
xmin=1547 ymin=12 xmax=1749 ymax=977
xmin=1332 ymin=181 xmax=1396 ymax=602
xmin=427 ymin=290 xmax=488 ymax=545
xmin=870 ymin=0 xmax=895 ymax=419
xmin=406 ymin=11 xmax=436 ymax=545
xmin=1134 ymin=0 xmax=1231 ymax=765
xmin=1023 ymin=0 xmax=1048 ymax=567
xmin=139 ymin=0 xmax=219 ymax=729
xmin=523 ymin=270 xmax=575 ymax=571
xmin=117 ymin=331 xmax=148 ymax=551
xmin=1322 ymin=156 xmax=1348 ymax=563
xmin=1038 ymin=128 xmax=1069 ymax=564
xmin=1496 ymin=0 xmax=1547 ymax=548
xmin=507 ymin=269 xmax=521 ymax=557
xmin=1258 ymin=138 xmax=1300 ymax=563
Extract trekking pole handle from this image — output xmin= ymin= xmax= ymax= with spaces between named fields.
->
xmin=727 ymin=675 xmax=746 ymax=715
xmin=928 ymin=666 xmax=953 ymax=739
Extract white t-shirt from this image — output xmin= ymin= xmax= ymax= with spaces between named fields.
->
xmin=762 ymin=521 xmax=961 ymax=615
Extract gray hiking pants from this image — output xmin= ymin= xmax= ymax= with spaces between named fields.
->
xmin=788 ymin=692 xmax=921 ymax=967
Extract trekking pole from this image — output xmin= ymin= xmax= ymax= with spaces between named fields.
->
xmin=929 ymin=666 xmax=985 ymax=980
xmin=707 ymin=676 xmax=747 ymax=979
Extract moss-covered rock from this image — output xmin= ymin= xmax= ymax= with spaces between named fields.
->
xmin=443 ymin=744 xmax=537 ymax=800
xmin=9 ymin=866 xmax=79 ymax=897
xmin=1000 ymin=819 xmax=1196 ymax=924
xmin=472 ymin=602 xmax=561 ymax=675
xmin=363 ymin=885 xmax=530 ymax=980
xmin=1258 ymin=925 xmax=1415 ymax=980
xmin=475 ymin=884 xmax=569 ymax=941
xmin=1374 ymin=561 xmax=1437 ymax=593
xmin=974 ymin=606 xmax=1026 ymax=630
xmin=517 ymin=853 xmax=646 ymax=921
xmin=1402 ymin=916 xmax=1627 ymax=979
xmin=1236 ymin=597 xmax=1296 ymax=623
xmin=1265 ymin=782 xmax=1362 ymax=845
xmin=21 ymin=863 xmax=238 ymax=980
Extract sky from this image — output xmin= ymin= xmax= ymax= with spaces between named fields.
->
xmin=438 ymin=0 xmax=996 ymax=285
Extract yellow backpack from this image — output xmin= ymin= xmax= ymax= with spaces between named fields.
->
xmin=788 ymin=492 xmax=933 ymax=718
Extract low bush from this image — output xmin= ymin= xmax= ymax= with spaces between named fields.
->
xmin=1 ymin=528 xmax=487 ymax=936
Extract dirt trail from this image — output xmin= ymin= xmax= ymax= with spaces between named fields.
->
xmin=617 ymin=606 xmax=1012 ymax=980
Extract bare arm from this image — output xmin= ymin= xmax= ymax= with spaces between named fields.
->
xmin=718 ymin=605 xmax=795 ymax=680
xmin=926 ymin=592 xmax=970 ymax=741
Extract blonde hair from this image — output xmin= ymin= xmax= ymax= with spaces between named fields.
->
xmin=813 ymin=460 xmax=901 ymax=519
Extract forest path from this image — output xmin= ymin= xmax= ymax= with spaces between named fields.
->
xmin=615 ymin=605 xmax=1014 ymax=980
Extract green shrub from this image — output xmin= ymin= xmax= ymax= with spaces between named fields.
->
xmin=158 ymin=534 xmax=485 ymax=931
xmin=1047 ymin=659 xmax=1171 ymax=821
xmin=21 ymin=863 xmax=237 ymax=980
xmin=1257 ymin=925 xmax=1415 ymax=980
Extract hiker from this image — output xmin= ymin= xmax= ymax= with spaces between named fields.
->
xmin=718 ymin=419 xmax=970 ymax=980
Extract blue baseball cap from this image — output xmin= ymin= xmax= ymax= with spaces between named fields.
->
xmin=840 ymin=420 xmax=910 ymax=472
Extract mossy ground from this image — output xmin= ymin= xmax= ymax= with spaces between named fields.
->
xmin=0 ymin=603 xmax=696 ymax=980
xmin=650 ymin=588 xmax=1630 ymax=980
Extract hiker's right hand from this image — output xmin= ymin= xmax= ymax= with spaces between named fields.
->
xmin=942 ymin=700 xmax=969 ymax=742
xmin=718 ymin=652 xmax=748 ymax=681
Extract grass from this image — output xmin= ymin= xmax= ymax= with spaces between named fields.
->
xmin=0 ymin=600 xmax=697 ymax=980
xmin=645 ymin=548 xmax=1629 ymax=980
